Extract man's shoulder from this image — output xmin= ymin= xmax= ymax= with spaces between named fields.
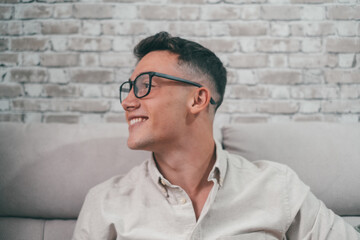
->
xmin=86 ymin=158 xmax=151 ymax=199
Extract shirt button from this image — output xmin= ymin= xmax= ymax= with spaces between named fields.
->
xmin=179 ymin=198 xmax=187 ymax=204
xmin=161 ymin=179 xmax=166 ymax=186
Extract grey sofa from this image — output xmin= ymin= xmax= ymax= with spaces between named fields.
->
xmin=0 ymin=122 xmax=359 ymax=239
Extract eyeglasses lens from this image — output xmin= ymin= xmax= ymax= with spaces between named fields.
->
xmin=120 ymin=82 xmax=131 ymax=103
xmin=135 ymin=74 xmax=151 ymax=98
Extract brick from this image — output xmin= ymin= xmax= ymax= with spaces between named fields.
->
xmin=290 ymin=0 xmax=334 ymax=3
xmin=303 ymin=70 xmax=324 ymax=84
xmin=219 ymin=99 xmax=257 ymax=113
xmin=229 ymin=22 xmax=267 ymax=36
xmin=100 ymin=53 xmax=136 ymax=67
xmin=301 ymin=6 xmax=325 ymax=20
xmin=40 ymin=53 xmax=79 ymax=67
xmin=336 ymin=21 xmax=358 ymax=37
xmin=291 ymin=85 xmax=338 ymax=99
xmin=257 ymin=101 xmax=299 ymax=114
xmin=340 ymin=85 xmax=360 ymax=99
xmin=231 ymin=115 xmax=268 ymax=124
xmin=11 ymin=37 xmax=48 ymax=51
xmin=22 ymin=53 xmax=40 ymax=66
xmin=339 ymin=54 xmax=356 ymax=68
xmin=325 ymin=70 xmax=360 ymax=83
xmin=24 ymin=84 xmax=44 ymax=97
xmin=289 ymin=54 xmax=337 ymax=68
xmin=270 ymin=86 xmax=291 ymax=99
xmin=23 ymin=21 xmax=41 ymax=35
xmin=53 ymin=4 xmax=73 ymax=18
xmin=291 ymin=22 xmax=335 ymax=36
xmin=80 ymin=53 xmax=99 ymax=67
xmin=322 ymin=100 xmax=360 ymax=113
xmin=102 ymin=21 xmax=146 ymax=35
xmin=113 ymin=37 xmax=133 ymax=52
xmin=69 ymin=37 xmax=112 ymax=51
xmin=293 ymin=115 xmax=336 ymax=122
xmin=0 ymin=113 xmax=22 ymax=122
xmin=210 ymin=23 xmax=230 ymax=36
xmin=228 ymin=54 xmax=267 ymax=68
xmin=0 ymin=39 xmax=9 ymax=51
xmin=140 ymin=5 xmax=178 ymax=20
xmin=23 ymin=112 xmax=42 ymax=123
xmin=48 ymin=69 xmax=69 ymax=83
xmin=73 ymin=4 xmax=113 ymax=19
xmin=268 ymin=55 xmax=287 ymax=68
xmin=197 ymin=38 xmax=237 ymax=53
xmin=0 ymin=100 xmax=10 ymax=111
xmin=50 ymin=38 xmax=68 ymax=51
xmin=115 ymin=68 xmax=134 ymax=84
xmin=256 ymin=38 xmax=300 ymax=52
xmin=105 ymin=113 xmax=126 ymax=123
xmin=113 ymin=5 xmax=137 ymax=19
xmin=5 ymin=22 xmax=22 ymax=36
xmin=326 ymin=38 xmax=360 ymax=53
xmin=327 ymin=5 xmax=360 ymax=20
xmin=301 ymin=38 xmax=322 ymax=53
xmin=82 ymin=21 xmax=101 ymax=36
xmin=169 ymin=0 xmax=206 ymax=3
xmin=42 ymin=20 xmax=80 ymax=34
xmin=201 ymin=5 xmax=239 ymax=20
xmin=109 ymin=99 xmax=124 ymax=112
xmin=258 ymin=70 xmax=302 ymax=85
xmin=44 ymin=84 xmax=79 ymax=97
xmin=270 ymin=22 xmax=290 ymax=37
xmin=241 ymin=5 xmax=260 ymax=20
xmin=299 ymin=101 xmax=320 ymax=114
xmin=261 ymin=6 xmax=301 ymax=20
xmin=232 ymin=70 xmax=256 ymax=85
xmin=70 ymin=99 xmax=110 ymax=113
xmin=10 ymin=68 xmax=48 ymax=83
xmin=180 ymin=6 xmax=200 ymax=20
xmin=0 ymin=6 xmax=12 ymax=20
xmin=225 ymin=0 xmax=266 ymax=3
xmin=44 ymin=114 xmax=79 ymax=123
xmin=228 ymin=85 xmax=270 ymax=99
xmin=15 ymin=5 xmax=52 ymax=19
xmin=238 ymin=38 xmax=256 ymax=52
xmin=0 ymin=84 xmax=22 ymax=98
xmin=102 ymin=84 xmax=119 ymax=98
xmin=71 ymin=69 xmax=114 ymax=83
xmin=170 ymin=22 xmax=210 ymax=37
xmin=81 ymin=85 xmax=102 ymax=98
xmin=12 ymin=99 xmax=69 ymax=112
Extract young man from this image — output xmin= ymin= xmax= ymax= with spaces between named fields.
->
xmin=72 ymin=32 xmax=359 ymax=239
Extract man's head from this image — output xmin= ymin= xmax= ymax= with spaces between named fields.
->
xmin=133 ymin=31 xmax=227 ymax=110
xmin=121 ymin=32 xmax=227 ymax=151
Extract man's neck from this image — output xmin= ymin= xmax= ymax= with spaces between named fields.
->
xmin=153 ymin=136 xmax=216 ymax=196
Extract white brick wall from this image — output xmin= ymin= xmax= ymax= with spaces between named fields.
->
xmin=0 ymin=0 xmax=359 ymax=124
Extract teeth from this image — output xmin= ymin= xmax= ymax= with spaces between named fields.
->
xmin=129 ymin=117 xmax=147 ymax=126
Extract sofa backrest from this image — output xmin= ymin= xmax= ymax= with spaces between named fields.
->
xmin=222 ymin=123 xmax=360 ymax=216
xmin=0 ymin=123 xmax=149 ymax=219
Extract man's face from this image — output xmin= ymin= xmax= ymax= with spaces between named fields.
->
xmin=122 ymin=51 xmax=193 ymax=151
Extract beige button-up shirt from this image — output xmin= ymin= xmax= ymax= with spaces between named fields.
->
xmin=72 ymin=142 xmax=359 ymax=240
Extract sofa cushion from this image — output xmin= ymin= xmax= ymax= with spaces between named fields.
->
xmin=222 ymin=123 xmax=360 ymax=216
xmin=0 ymin=123 xmax=149 ymax=219
xmin=0 ymin=217 xmax=44 ymax=240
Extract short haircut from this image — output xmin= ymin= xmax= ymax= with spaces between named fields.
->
xmin=133 ymin=32 xmax=227 ymax=110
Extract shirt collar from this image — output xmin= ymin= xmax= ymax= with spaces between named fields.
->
xmin=148 ymin=140 xmax=228 ymax=189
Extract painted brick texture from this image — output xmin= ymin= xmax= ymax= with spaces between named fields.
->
xmin=0 ymin=1 xmax=359 ymax=124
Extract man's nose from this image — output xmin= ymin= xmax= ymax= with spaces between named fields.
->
xmin=121 ymin=89 xmax=140 ymax=111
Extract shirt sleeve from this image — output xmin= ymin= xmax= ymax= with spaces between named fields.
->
xmin=72 ymin=188 xmax=117 ymax=240
xmin=286 ymin=191 xmax=360 ymax=239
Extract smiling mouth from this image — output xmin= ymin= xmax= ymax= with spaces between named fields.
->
xmin=129 ymin=117 xmax=148 ymax=126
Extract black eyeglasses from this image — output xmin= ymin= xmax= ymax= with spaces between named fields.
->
xmin=119 ymin=71 xmax=216 ymax=105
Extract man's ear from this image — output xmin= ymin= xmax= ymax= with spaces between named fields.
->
xmin=189 ymin=87 xmax=211 ymax=114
